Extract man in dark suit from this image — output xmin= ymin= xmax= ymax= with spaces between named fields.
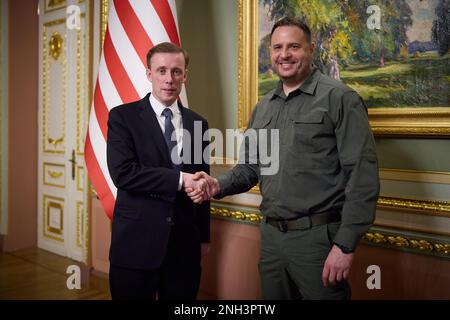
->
xmin=106 ymin=42 xmax=210 ymax=300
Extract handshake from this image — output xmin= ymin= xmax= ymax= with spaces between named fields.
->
xmin=182 ymin=172 xmax=220 ymax=204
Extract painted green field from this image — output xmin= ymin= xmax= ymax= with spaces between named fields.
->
xmin=258 ymin=52 xmax=450 ymax=108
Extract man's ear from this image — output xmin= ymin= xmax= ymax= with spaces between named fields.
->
xmin=309 ymin=42 xmax=316 ymax=54
xmin=146 ymin=68 xmax=152 ymax=82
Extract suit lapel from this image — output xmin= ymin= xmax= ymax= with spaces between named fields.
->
xmin=138 ymin=93 xmax=171 ymax=164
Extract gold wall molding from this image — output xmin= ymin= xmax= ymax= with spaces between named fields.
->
xmin=76 ymin=21 xmax=82 ymax=155
xmin=43 ymin=195 xmax=64 ymax=242
xmin=233 ymin=184 xmax=450 ymax=217
xmin=369 ymin=108 xmax=450 ymax=137
xmin=76 ymin=201 xmax=83 ymax=248
xmin=100 ymin=0 xmax=109 ymax=49
xmin=211 ymin=205 xmax=450 ymax=258
xmin=211 ymin=206 xmax=263 ymax=223
xmin=43 ymin=162 xmax=65 ymax=188
xmin=43 ymin=18 xmax=66 ymax=154
xmin=76 ymin=165 xmax=84 ymax=191
xmin=363 ymin=232 xmax=450 ymax=257
xmin=45 ymin=0 xmax=66 ymax=13
xmin=377 ymin=196 xmax=450 ymax=218
xmin=49 ymin=31 xmax=63 ymax=60
xmin=379 ymin=168 xmax=450 ymax=184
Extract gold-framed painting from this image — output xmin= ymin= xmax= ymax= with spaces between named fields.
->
xmin=238 ymin=0 xmax=450 ymax=137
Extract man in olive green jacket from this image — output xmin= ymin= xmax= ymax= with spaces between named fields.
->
xmin=188 ymin=17 xmax=380 ymax=300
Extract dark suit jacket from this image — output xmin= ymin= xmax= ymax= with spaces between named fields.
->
xmin=107 ymin=93 xmax=210 ymax=270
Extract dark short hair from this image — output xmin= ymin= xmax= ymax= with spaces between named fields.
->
xmin=270 ymin=17 xmax=312 ymax=43
xmin=146 ymin=42 xmax=189 ymax=69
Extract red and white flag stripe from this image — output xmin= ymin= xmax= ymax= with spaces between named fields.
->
xmin=85 ymin=0 xmax=187 ymax=219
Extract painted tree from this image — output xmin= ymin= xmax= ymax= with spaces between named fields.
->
xmin=344 ymin=0 xmax=412 ymax=66
xmin=432 ymin=0 xmax=450 ymax=56
xmin=261 ymin=0 xmax=413 ymax=72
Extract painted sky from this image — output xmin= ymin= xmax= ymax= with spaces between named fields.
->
xmin=405 ymin=0 xmax=438 ymax=42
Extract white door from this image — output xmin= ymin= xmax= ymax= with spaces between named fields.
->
xmin=38 ymin=0 xmax=91 ymax=262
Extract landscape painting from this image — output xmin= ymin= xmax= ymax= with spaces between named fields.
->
xmin=257 ymin=0 xmax=450 ymax=109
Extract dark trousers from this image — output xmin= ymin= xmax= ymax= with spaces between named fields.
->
xmin=109 ymin=226 xmax=201 ymax=300
xmin=259 ymin=220 xmax=351 ymax=300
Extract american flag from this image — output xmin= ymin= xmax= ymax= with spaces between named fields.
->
xmin=84 ymin=0 xmax=188 ymax=219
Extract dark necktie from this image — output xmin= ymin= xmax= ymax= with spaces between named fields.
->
xmin=161 ymin=108 xmax=178 ymax=164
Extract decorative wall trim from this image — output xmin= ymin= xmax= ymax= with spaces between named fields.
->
xmin=377 ymin=196 xmax=450 ymax=218
xmin=379 ymin=168 xmax=450 ymax=184
xmin=234 ymin=183 xmax=450 ymax=218
xmin=211 ymin=206 xmax=263 ymax=223
xmin=100 ymin=0 xmax=108 ymax=49
xmin=211 ymin=205 xmax=450 ymax=259
xmin=362 ymin=227 xmax=450 ymax=258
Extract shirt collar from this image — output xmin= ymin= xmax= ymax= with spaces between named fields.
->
xmin=271 ymin=65 xmax=320 ymax=100
xmin=149 ymin=93 xmax=180 ymax=117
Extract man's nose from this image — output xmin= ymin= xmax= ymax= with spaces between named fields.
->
xmin=280 ymin=47 xmax=290 ymax=58
xmin=164 ymin=72 xmax=174 ymax=83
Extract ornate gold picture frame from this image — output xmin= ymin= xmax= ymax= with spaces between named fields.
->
xmin=238 ymin=0 xmax=450 ymax=137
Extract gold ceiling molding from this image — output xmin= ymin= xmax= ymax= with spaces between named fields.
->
xmin=211 ymin=205 xmax=450 ymax=258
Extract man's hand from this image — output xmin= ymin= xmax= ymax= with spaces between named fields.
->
xmin=322 ymin=245 xmax=354 ymax=287
xmin=186 ymin=171 xmax=220 ymax=204
xmin=182 ymin=172 xmax=206 ymax=199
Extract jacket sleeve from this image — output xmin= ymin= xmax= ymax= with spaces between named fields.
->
xmin=106 ymin=107 xmax=180 ymax=202
xmin=333 ymin=91 xmax=380 ymax=251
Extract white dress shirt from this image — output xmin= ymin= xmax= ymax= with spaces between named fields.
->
xmin=149 ymin=94 xmax=184 ymax=190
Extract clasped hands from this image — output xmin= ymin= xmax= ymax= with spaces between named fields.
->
xmin=182 ymin=171 xmax=219 ymax=204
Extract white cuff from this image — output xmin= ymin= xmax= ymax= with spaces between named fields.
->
xmin=178 ymin=171 xmax=183 ymax=191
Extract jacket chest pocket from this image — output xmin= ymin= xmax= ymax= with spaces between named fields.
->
xmin=290 ymin=111 xmax=332 ymax=154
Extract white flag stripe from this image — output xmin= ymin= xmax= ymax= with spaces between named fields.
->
xmin=98 ymin=53 xmax=123 ymax=111
xmin=168 ymin=0 xmax=180 ymax=36
xmin=88 ymin=107 xmax=118 ymax=197
xmin=129 ymin=0 xmax=171 ymax=45
xmin=108 ymin=2 xmax=149 ymax=97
